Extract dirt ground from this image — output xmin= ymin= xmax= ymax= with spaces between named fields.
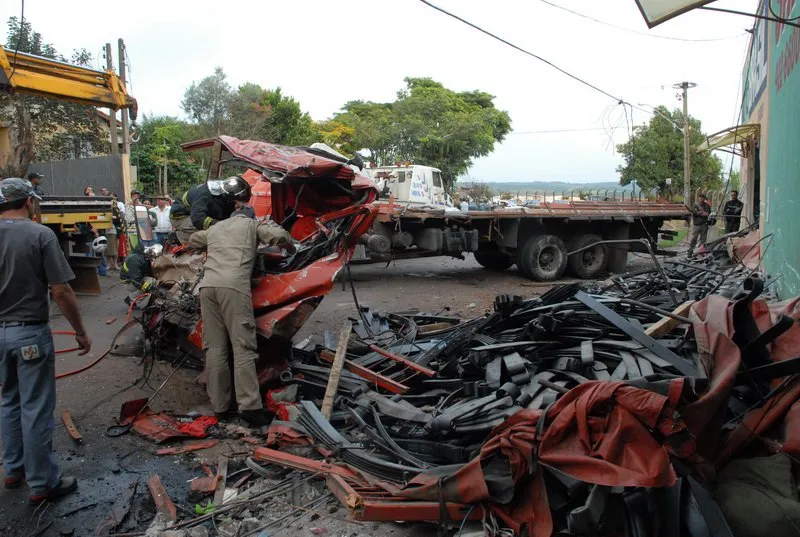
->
xmin=0 ymin=253 xmax=666 ymax=537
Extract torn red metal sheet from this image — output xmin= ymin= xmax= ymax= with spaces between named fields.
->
xmin=190 ymin=474 xmax=220 ymax=494
xmin=155 ymin=439 xmax=218 ymax=456
xmin=319 ymin=349 xmax=409 ymax=394
xmin=266 ymin=424 xmax=312 ymax=448
xmin=95 ymin=480 xmax=137 ymax=535
xmin=326 ymin=474 xmax=483 ymax=522
xmin=147 ymin=474 xmax=177 ymax=523
xmin=253 ymin=447 xmax=364 ymax=483
xmin=130 ymin=412 xmax=218 ymax=444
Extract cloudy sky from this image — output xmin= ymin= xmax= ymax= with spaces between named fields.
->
xmin=1 ymin=0 xmax=754 ymax=183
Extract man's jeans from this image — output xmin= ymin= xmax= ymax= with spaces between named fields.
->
xmin=0 ymin=323 xmax=59 ymax=493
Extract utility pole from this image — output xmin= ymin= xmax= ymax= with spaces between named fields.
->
xmin=674 ymin=81 xmax=696 ymax=205
xmin=118 ymin=39 xmax=131 ymax=154
xmin=104 ymin=44 xmax=119 ymax=155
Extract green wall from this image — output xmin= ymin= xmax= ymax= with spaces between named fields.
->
xmin=766 ymin=6 xmax=800 ymax=297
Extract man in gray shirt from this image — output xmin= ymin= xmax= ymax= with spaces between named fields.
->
xmin=0 ymin=178 xmax=91 ymax=505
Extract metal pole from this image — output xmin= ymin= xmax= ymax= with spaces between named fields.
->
xmin=118 ymin=39 xmax=131 ymax=155
xmin=675 ymin=81 xmax=696 ymax=205
xmin=105 ymin=44 xmax=119 ymax=155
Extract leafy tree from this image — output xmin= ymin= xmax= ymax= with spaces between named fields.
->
xmin=316 ymin=119 xmax=357 ymax=154
xmin=258 ymin=88 xmax=319 ymax=145
xmin=131 ymin=115 xmax=204 ymax=195
xmin=616 ymin=106 xmax=723 ymax=198
xmin=181 ymin=67 xmax=232 ymax=135
xmin=0 ymin=17 xmax=107 ymax=177
xmin=332 ymin=78 xmax=511 ymax=189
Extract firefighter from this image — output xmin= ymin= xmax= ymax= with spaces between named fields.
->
xmin=120 ymin=243 xmax=159 ymax=306
xmin=189 ymin=201 xmax=294 ymax=426
xmin=0 ymin=178 xmax=90 ymax=505
xmin=170 ymin=177 xmax=250 ymax=244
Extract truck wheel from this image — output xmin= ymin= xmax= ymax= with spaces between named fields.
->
xmin=567 ymin=234 xmax=608 ymax=279
xmin=474 ymin=250 xmax=514 ymax=271
xmin=518 ymin=235 xmax=567 ymax=281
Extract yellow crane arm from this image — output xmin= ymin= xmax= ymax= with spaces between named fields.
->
xmin=0 ymin=45 xmax=138 ymax=120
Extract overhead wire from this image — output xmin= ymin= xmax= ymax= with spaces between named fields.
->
xmin=538 ymin=0 xmax=749 ymax=42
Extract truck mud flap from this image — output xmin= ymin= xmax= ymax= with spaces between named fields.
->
xmin=68 ymin=255 xmax=102 ymax=294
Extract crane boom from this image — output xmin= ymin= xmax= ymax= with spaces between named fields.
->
xmin=0 ymin=45 xmax=137 ymax=120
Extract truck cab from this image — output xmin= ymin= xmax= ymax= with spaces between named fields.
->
xmin=366 ymin=165 xmax=449 ymax=207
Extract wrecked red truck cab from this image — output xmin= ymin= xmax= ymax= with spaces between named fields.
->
xmin=148 ymin=136 xmax=377 ymax=383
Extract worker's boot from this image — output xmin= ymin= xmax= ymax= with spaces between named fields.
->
xmin=29 ymin=476 xmax=78 ymax=506
xmin=239 ymin=409 xmax=274 ymax=428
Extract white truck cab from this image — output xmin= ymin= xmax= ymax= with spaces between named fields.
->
xmin=366 ymin=165 xmax=449 ymax=207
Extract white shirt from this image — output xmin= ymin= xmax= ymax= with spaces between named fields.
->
xmin=152 ymin=206 xmax=172 ymax=232
xmin=460 ymin=201 xmax=470 ymax=212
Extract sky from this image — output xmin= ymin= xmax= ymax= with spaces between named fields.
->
xmin=1 ymin=0 xmax=755 ymax=183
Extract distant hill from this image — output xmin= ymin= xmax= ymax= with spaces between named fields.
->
xmin=458 ymin=181 xmax=632 ymax=195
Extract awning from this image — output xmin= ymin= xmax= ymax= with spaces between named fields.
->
xmin=696 ymin=123 xmax=760 ymax=155
xmin=633 ymin=0 xmax=718 ymax=28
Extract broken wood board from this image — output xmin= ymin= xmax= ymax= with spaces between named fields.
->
xmin=321 ymin=321 xmax=352 ymax=419
xmin=645 ymin=300 xmax=694 ymax=338
xmin=213 ymin=456 xmax=229 ymax=505
xmin=61 ymin=409 xmax=82 ymax=444
xmin=147 ymin=474 xmax=177 ymax=522
xmin=155 ymin=439 xmax=218 ymax=456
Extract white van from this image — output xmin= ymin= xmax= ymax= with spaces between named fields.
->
xmin=366 ymin=165 xmax=450 ymax=207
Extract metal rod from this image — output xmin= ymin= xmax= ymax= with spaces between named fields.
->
xmin=699 ymin=5 xmax=800 ymax=29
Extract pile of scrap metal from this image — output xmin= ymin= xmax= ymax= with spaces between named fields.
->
xmin=268 ymin=266 xmax=800 ymax=535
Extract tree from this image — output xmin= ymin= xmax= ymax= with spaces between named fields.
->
xmin=258 ymin=88 xmax=319 ymax=145
xmin=0 ymin=17 xmax=107 ymax=177
xmin=131 ymin=115 xmax=204 ymax=195
xmin=332 ymin=78 xmax=511 ymax=190
xmin=616 ymin=106 xmax=723 ymax=198
xmin=181 ymin=67 xmax=232 ymax=136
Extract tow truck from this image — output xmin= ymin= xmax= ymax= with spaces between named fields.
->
xmin=359 ymin=164 xmax=690 ymax=280
xmin=1 ymin=45 xmax=138 ymax=293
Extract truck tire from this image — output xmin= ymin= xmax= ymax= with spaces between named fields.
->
xmin=567 ymin=234 xmax=608 ymax=279
xmin=474 ymin=250 xmax=514 ymax=271
xmin=517 ymin=235 xmax=568 ymax=281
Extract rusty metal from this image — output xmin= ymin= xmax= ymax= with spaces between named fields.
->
xmin=253 ymin=447 xmax=364 ymax=483
xmin=147 ymin=474 xmax=177 ymax=523
xmin=326 ymin=474 xmax=483 ymax=522
xmin=61 ymin=409 xmax=82 ymax=444
xmin=319 ymin=349 xmax=409 ymax=394
xmin=366 ymin=344 xmax=436 ymax=377
xmin=154 ymin=440 xmax=218 ymax=456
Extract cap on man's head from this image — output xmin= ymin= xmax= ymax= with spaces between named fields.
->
xmin=27 ymin=172 xmax=44 ymax=180
xmin=0 ymin=178 xmax=41 ymax=205
xmin=131 ymin=189 xmax=141 ymax=196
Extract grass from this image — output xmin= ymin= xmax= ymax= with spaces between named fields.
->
xmin=659 ymin=228 xmax=688 ymax=248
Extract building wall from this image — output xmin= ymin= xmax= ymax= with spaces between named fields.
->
xmin=764 ymin=0 xmax=800 ymax=296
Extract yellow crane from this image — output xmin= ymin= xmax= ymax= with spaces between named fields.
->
xmin=0 ymin=45 xmax=137 ymax=119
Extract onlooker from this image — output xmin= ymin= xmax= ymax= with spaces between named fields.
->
xmin=460 ymin=198 xmax=469 ymax=212
xmin=723 ymin=190 xmax=744 ymax=234
xmin=687 ymin=193 xmax=711 ymax=257
xmin=0 ymin=178 xmax=91 ymax=505
xmin=152 ymin=197 xmax=172 ymax=244
xmin=105 ymin=197 xmax=123 ymax=271
xmin=126 ymin=190 xmax=142 ymax=249
xmin=99 ymin=187 xmax=110 ymax=197
xmin=83 ymin=186 xmax=95 ymax=197
xmin=27 ymin=173 xmax=45 ymax=197
xmin=111 ymin=193 xmax=129 ymax=262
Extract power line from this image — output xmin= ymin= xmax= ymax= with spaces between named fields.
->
xmin=418 ymin=0 xmax=624 ymax=103
xmin=538 ymin=0 xmax=749 ymax=42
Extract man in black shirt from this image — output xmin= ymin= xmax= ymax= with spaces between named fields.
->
xmin=0 ymin=178 xmax=91 ymax=505
xmin=687 ymin=193 xmax=712 ymax=257
xmin=723 ymin=190 xmax=744 ymax=234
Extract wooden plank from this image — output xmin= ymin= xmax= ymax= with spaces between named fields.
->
xmin=213 ymin=456 xmax=229 ymax=506
xmin=147 ymin=474 xmax=177 ymax=523
xmin=321 ymin=321 xmax=352 ymax=419
xmin=61 ymin=409 xmax=82 ymax=444
xmin=319 ymin=350 xmax=409 ymax=395
xmin=645 ymin=300 xmax=694 ymax=338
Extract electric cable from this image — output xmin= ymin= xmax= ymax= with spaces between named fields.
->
xmin=539 ymin=0 xmax=749 ymax=42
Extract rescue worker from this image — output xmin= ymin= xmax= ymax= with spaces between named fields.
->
xmin=0 ymin=178 xmax=91 ymax=505
xmin=189 ymin=188 xmax=294 ymax=426
xmin=170 ymin=177 xmax=250 ymax=244
xmin=723 ymin=190 xmax=744 ymax=234
xmin=687 ymin=193 xmax=712 ymax=258
xmin=120 ymin=243 xmax=158 ymax=306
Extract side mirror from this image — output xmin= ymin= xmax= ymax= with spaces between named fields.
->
xmin=348 ymin=153 xmax=365 ymax=171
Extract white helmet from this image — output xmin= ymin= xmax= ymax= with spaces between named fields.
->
xmin=144 ymin=244 xmax=163 ymax=258
xmin=92 ymin=236 xmax=108 ymax=253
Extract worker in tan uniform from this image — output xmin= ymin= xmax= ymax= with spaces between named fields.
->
xmin=189 ymin=180 xmax=294 ymax=426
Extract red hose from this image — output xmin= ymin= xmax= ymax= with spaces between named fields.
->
xmin=52 ymin=330 xmax=111 ymax=380
xmin=126 ymin=293 xmax=151 ymax=322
